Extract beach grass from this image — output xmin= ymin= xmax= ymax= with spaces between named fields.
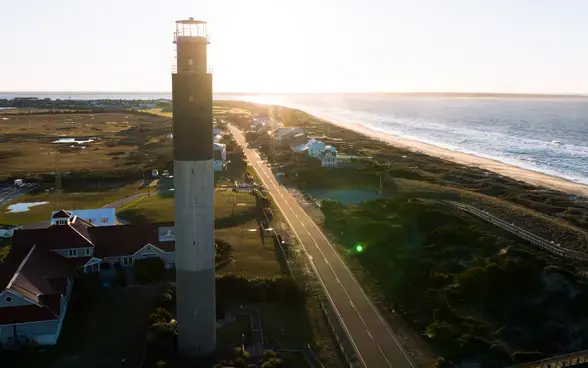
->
xmin=0 ymin=112 xmax=172 ymax=181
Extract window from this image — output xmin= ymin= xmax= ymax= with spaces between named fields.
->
xmin=123 ymin=257 xmax=133 ymax=266
xmin=85 ymin=249 xmax=91 ymax=256
xmin=188 ymin=58 xmax=193 ymax=65
xmin=68 ymin=249 xmax=77 ymax=257
xmin=189 ymin=95 xmax=194 ymax=102
xmin=5 ymin=296 xmax=12 ymax=304
xmin=101 ymin=217 xmax=108 ymax=223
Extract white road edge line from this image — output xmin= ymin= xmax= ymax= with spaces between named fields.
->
xmin=231 ymin=126 xmax=368 ymax=368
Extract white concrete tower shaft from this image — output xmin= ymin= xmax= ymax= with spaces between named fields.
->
xmin=171 ymin=18 xmax=216 ymax=356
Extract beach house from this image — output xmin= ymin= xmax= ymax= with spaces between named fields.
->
xmin=51 ymin=208 xmax=117 ymax=227
xmin=319 ymin=146 xmax=338 ymax=168
xmin=0 ymin=214 xmax=177 ymax=346
xmin=213 ymin=142 xmax=227 ymax=172
xmin=306 ymin=139 xmax=327 ymax=157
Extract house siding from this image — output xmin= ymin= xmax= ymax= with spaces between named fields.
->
xmin=53 ymin=247 xmax=93 ymax=258
xmin=0 ymin=320 xmax=59 ymax=345
xmin=0 ymin=291 xmax=33 ymax=308
xmin=132 ymin=244 xmax=175 ymax=269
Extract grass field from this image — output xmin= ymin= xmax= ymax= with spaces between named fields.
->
xmin=4 ymin=284 xmax=159 ymax=368
xmin=0 ymin=183 xmax=144 ymax=225
xmin=0 ymin=112 xmax=172 ymax=181
xmin=118 ymin=189 xmax=282 ymax=278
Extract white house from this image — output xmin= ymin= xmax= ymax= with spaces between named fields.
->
xmin=0 ymin=226 xmax=22 ymax=238
xmin=0 ymin=244 xmax=75 ymax=346
xmin=272 ymin=127 xmax=304 ymax=141
xmin=213 ymin=143 xmax=227 ymax=172
xmin=51 ymin=209 xmax=117 ymax=227
xmin=0 ymin=214 xmax=178 ymax=346
xmin=306 ymin=139 xmax=327 ymax=157
xmin=251 ymin=116 xmax=269 ymax=130
xmin=319 ymin=146 xmax=338 ymax=168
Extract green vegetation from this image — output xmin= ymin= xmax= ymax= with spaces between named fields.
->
xmin=233 ymin=100 xmax=588 ymax=251
xmin=216 ymin=273 xmax=304 ymax=304
xmin=321 ymin=197 xmax=588 ymax=366
xmin=133 ymin=258 xmax=166 ymax=284
xmin=119 ymin=188 xmax=283 ymax=278
xmin=0 ymin=182 xmax=144 ymax=225
xmin=0 ymin=112 xmax=172 ymax=181
xmin=0 ymin=243 xmax=10 ymax=261
xmin=4 ymin=279 xmax=160 ymax=367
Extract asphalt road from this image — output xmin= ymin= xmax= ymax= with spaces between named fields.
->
xmin=229 ymin=125 xmax=415 ymax=368
xmin=0 ymin=185 xmax=36 ymax=207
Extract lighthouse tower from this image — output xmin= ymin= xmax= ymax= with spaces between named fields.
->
xmin=171 ymin=17 xmax=215 ymax=356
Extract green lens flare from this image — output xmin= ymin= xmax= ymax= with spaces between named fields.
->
xmin=355 ymin=245 xmax=363 ymax=252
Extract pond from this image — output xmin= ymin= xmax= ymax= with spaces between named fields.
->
xmin=6 ymin=201 xmax=49 ymax=213
xmin=307 ymin=188 xmax=382 ymax=205
xmin=53 ymin=137 xmax=96 ymax=144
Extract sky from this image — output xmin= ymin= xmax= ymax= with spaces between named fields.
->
xmin=1 ymin=0 xmax=587 ymax=94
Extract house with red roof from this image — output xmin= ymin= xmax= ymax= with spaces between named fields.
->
xmin=0 ymin=211 xmax=176 ymax=346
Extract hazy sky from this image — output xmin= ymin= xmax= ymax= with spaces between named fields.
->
xmin=1 ymin=0 xmax=587 ymax=94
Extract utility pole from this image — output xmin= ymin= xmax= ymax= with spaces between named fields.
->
xmin=54 ymin=152 xmax=62 ymax=209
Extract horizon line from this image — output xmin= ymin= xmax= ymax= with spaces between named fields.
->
xmin=2 ymin=90 xmax=588 ymax=98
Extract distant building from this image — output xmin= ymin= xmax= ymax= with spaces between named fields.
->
xmin=0 ymin=226 xmax=22 ymax=238
xmin=306 ymin=139 xmax=327 ymax=157
xmin=50 ymin=209 xmax=117 ymax=227
xmin=319 ymin=146 xmax=338 ymax=168
xmin=288 ymin=133 xmax=309 ymax=152
xmin=272 ymin=127 xmax=304 ymax=141
xmin=213 ymin=142 xmax=227 ymax=172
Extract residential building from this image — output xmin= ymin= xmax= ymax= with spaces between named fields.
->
xmin=0 ymin=244 xmax=74 ymax=346
xmin=306 ymin=139 xmax=327 ymax=157
xmin=213 ymin=142 xmax=227 ymax=172
xmin=320 ymin=146 xmax=338 ymax=168
xmin=271 ymin=127 xmax=304 ymax=141
xmin=288 ymin=133 xmax=309 ymax=152
xmin=0 ymin=213 xmax=177 ymax=346
xmin=0 ymin=226 xmax=21 ymax=239
xmin=50 ymin=209 xmax=117 ymax=227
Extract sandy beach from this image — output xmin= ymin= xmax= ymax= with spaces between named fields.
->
xmin=326 ymin=119 xmax=588 ymax=198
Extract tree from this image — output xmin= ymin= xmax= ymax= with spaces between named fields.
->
xmin=261 ymin=357 xmax=283 ymax=368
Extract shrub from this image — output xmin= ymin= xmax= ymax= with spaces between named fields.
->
xmin=216 ymin=274 xmax=304 ymax=304
xmin=133 ymin=257 xmax=165 ymax=284
xmin=149 ymin=307 xmax=172 ymax=325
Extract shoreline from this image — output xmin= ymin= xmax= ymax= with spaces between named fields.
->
xmin=318 ymin=117 xmax=588 ymax=198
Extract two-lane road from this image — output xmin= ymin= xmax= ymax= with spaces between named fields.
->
xmin=229 ymin=125 xmax=415 ymax=368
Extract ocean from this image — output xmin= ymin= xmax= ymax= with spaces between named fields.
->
xmin=2 ymin=92 xmax=587 ymax=185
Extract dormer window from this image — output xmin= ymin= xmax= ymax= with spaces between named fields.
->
xmin=68 ymin=249 xmax=77 ymax=257
xmin=5 ymin=296 xmax=12 ymax=304
xmin=85 ymin=249 xmax=91 ymax=256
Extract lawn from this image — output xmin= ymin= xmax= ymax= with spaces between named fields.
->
xmin=4 ymin=283 xmax=159 ymax=368
xmin=0 ymin=182 xmax=144 ymax=226
xmin=118 ymin=189 xmax=283 ymax=278
xmin=0 ymin=112 xmax=172 ymax=181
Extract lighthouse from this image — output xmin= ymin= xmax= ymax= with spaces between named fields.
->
xmin=171 ymin=17 xmax=216 ymax=356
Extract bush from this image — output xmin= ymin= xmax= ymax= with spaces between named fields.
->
xmin=133 ymin=257 xmax=165 ymax=284
xmin=115 ymin=268 xmax=127 ymax=287
xmin=216 ymin=274 xmax=305 ymax=304
xmin=149 ymin=307 xmax=172 ymax=325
